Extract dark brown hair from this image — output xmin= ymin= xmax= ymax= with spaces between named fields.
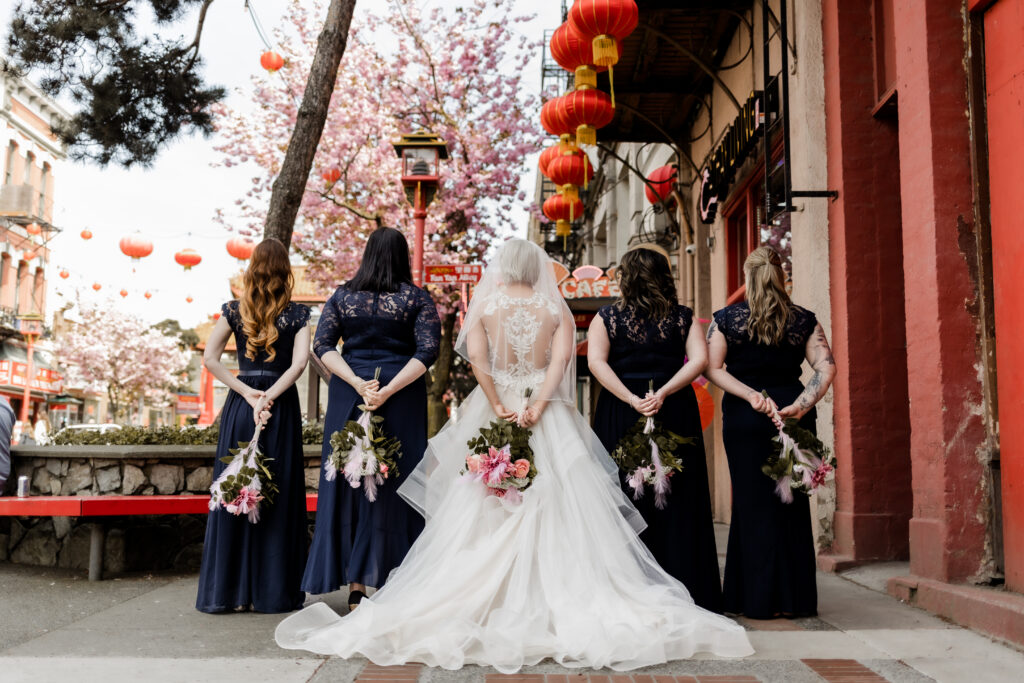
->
xmin=239 ymin=238 xmax=293 ymax=362
xmin=615 ymin=247 xmax=678 ymax=319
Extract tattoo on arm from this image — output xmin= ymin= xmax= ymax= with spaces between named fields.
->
xmin=706 ymin=320 xmax=719 ymax=342
xmin=795 ymin=324 xmax=835 ymax=410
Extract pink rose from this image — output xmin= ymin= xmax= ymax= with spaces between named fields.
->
xmin=466 ymin=454 xmax=482 ymax=473
xmin=379 ymin=464 xmax=389 ymax=478
xmin=513 ymin=459 xmax=530 ymax=478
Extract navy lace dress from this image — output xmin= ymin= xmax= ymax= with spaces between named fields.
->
xmin=591 ymin=303 xmax=723 ymax=613
xmin=713 ymin=302 xmax=818 ymax=618
xmin=302 ymin=282 xmax=440 ymax=593
xmin=196 ymin=300 xmax=311 ymax=614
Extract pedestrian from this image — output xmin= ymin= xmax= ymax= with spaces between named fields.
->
xmin=587 ymin=244 xmax=723 ymax=613
xmin=33 ymin=415 xmax=50 ymax=446
xmin=195 ymin=238 xmax=311 ymax=614
xmin=302 ymin=226 xmax=440 ymax=611
xmin=0 ymin=396 xmax=15 ymax=494
xmin=705 ymin=246 xmax=836 ymax=619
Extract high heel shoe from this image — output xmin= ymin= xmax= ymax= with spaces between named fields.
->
xmin=347 ymin=589 xmax=367 ymax=612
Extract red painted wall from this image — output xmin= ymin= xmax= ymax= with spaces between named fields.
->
xmin=893 ymin=1 xmax=989 ymax=583
xmin=983 ymin=0 xmax=1024 ymax=592
xmin=820 ymin=0 xmax=912 ymax=565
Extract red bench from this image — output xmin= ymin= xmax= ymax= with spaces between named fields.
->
xmin=0 ymin=494 xmax=319 ymax=580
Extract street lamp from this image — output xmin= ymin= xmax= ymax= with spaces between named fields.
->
xmin=16 ymin=312 xmax=44 ymax=426
xmin=393 ymin=131 xmax=449 ymax=287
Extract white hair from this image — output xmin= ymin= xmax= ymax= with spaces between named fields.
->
xmin=499 ymin=238 xmax=541 ymax=285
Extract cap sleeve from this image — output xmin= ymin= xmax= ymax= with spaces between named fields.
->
xmin=677 ymin=305 xmax=694 ymax=341
xmin=597 ymin=305 xmax=616 ymax=339
xmin=221 ymin=301 xmax=241 ymax=330
xmin=791 ymin=306 xmax=818 ymax=346
xmin=287 ymin=302 xmax=311 ymax=331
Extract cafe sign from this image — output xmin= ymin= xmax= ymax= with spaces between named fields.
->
xmin=698 ymin=84 xmax=776 ymax=224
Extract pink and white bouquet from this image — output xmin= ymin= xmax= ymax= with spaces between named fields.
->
xmin=209 ymin=423 xmax=278 ymax=523
xmin=326 ymin=406 xmax=402 ymax=502
xmin=463 ymin=419 xmax=536 ymax=503
xmin=762 ymin=400 xmax=835 ymax=503
xmin=611 ymin=415 xmax=690 ymax=509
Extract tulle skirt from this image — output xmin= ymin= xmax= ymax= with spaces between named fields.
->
xmin=275 ymin=386 xmax=753 ymax=671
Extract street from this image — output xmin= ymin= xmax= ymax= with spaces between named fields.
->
xmin=1 ymin=526 xmax=1021 ymax=683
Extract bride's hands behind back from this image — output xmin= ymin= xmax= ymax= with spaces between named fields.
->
xmin=492 ymin=402 xmax=517 ymax=421
xmin=518 ymin=402 xmax=544 ymax=428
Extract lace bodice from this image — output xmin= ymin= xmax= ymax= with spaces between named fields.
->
xmin=221 ymin=300 xmax=311 ymax=374
xmin=479 ymin=291 xmax=563 ymax=394
xmin=597 ymin=303 xmax=694 ymax=379
xmin=712 ymin=302 xmax=817 ymax=388
xmin=313 ymin=283 xmax=441 ymax=367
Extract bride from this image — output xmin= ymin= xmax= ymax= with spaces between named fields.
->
xmin=276 ymin=239 xmax=753 ymax=671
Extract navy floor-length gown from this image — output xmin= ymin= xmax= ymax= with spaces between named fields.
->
xmin=713 ymin=302 xmax=819 ymax=619
xmin=302 ymin=282 xmax=440 ymax=593
xmin=196 ymin=300 xmax=311 ymax=614
xmin=592 ymin=303 xmax=724 ymax=614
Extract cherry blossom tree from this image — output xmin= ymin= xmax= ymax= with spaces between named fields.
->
xmin=215 ymin=0 xmax=541 ymax=432
xmin=57 ymin=306 xmax=193 ymax=423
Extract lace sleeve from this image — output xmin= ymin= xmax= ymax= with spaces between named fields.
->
xmin=712 ymin=307 xmax=735 ymax=344
xmin=789 ymin=306 xmax=819 ymax=346
xmin=412 ymin=289 xmax=441 ymax=367
xmin=313 ymin=292 xmax=343 ymax=359
xmin=597 ymin=305 xmax=616 ymax=339
xmin=678 ymin=305 xmax=694 ymax=342
xmin=221 ymin=301 xmax=240 ymax=330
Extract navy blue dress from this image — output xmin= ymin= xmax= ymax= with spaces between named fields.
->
xmin=196 ymin=300 xmax=311 ymax=614
xmin=713 ymin=302 xmax=818 ymax=619
xmin=591 ymin=303 xmax=723 ymax=613
xmin=302 ymin=282 xmax=440 ymax=593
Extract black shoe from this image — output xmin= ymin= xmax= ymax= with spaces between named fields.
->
xmin=347 ymin=589 xmax=366 ymax=611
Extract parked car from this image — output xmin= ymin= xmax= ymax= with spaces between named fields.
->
xmin=63 ymin=423 xmax=122 ymax=435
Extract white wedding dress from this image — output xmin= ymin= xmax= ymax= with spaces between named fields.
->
xmin=275 ymin=241 xmax=753 ymax=672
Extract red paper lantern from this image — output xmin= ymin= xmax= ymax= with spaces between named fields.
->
xmin=558 ymin=89 xmax=615 ymax=147
xmin=321 ymin=167 xmax=341 ymax=184
xmin=119 ymin=234 xmax=154 ymax=261
xmin=119 ymin=289 xmax=128 ymax=298
xmin=549 ymin=21 xmax=608 ymax=91
xmin=26 ymin=223 xmax=41 ymax=235
xmin=644 ymin=165 xmax=678 ymax=205
xmin=541 ymin=97 xmax=576 ymax=152
xmin=80 ymin=229 xmax=93 ymax=240
xmin=693 ymin=381 xmax=715 ymax=431
xmin=186 ymin=295 xmax=194 ymax=304
xmin=144 ymin=291 xmax=152 ymax=300
xmin=213 ymin=312 xmax=221 ymax=321
xmin=569 ymin=0 xmax=638 ymax=106
xmin=59 ymin=269 xmax=69 ymax=279
xmin=543 ymin=193 xmax=583 ymax=238
xmin=260 ymin=51 xmax=284 ymax=72
xmin=175 ymin=248 xmax=202 ymax=271
xmin=538 ymin=145 xmax=562 ymax=180
xmin=226 ymin=237 xmax=256 ymax=261
xmin=547 ymin=149 xmax=594 ymax=202
xmin=92 ymin=283 xmax=102 ymax=291
xmin=22 ymin=250 xmax=36 ymax=261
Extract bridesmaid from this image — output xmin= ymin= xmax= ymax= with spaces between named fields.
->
xmin=706 ymin=246 xmax=836 ymax=619
xmin=303 ymin=226 xmax=440 ymax=610
xmin=588 ymin=245 xmax=723 ymax=613
xmin=196 ymin=238 xmax=311 ymax=613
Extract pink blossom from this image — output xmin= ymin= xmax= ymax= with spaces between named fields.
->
xmin=513 ymin=459 xmax=530 ymax=478
xmin=379 ymin=463 xmax=389 ymax=478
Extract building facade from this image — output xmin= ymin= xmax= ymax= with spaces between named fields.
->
xmin=535 ymin=0 xmax=1024 ymax=645
xmin=0 ymin=59 xmax=69 ymax=425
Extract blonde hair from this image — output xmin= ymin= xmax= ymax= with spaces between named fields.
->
xmin=744 ymin=246 xmax=791 ymax=345
xmin=500 ymin=238 xmax=541 ymax=285
xmin=239 ymin=239 xmax=294 ymax=362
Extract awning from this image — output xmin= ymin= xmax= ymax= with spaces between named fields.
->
xmin=0 ymin=339 xmax=63 ymax=394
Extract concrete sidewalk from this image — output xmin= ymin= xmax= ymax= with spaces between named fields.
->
xmin=1 ymin=527 xmax=1022 ymax=683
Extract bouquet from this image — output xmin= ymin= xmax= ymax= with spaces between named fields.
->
xmin=462 ymin=390 xmax=537 ymax=503
xmin=326 ymin=368 xmax=403 ymax=501
xmin=761 ymin=393 xmax=835 ymax=503
xmin=208 ymin=422 xmax=278 ymax=523
xmin=611 ymin=381 xmax=693 ymax=509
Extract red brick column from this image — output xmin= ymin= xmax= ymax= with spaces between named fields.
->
xmin=893 ymin=1 xmax=989 ymax=583
xmin=819 ymin=0 xmax=913 ymax=568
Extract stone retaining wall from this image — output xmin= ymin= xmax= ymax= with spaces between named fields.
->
xmin=1 ymin=446 xmax=323 ymax=575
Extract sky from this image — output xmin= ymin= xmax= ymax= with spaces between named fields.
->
xmin=0 ymin=0 xmax=560 ymax=328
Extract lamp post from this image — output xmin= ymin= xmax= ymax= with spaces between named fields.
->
xmin=16 ymin=313 xmax=44 ymax=425
xmin=392 ymin=132 xmax=449 ymax=286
